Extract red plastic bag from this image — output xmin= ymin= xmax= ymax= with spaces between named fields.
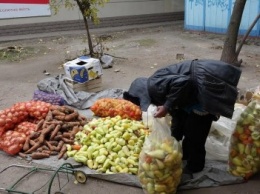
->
xmin=0 ymin=130 xmax=26 ymax=155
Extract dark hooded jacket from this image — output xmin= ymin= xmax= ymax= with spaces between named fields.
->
xmin=125 ymin=59 xmax=241 ymax=118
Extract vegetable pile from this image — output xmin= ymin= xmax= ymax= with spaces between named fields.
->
xmin=228 ymin=100 xmax=260 ymax=179
xmin=0 ymin=101 xmax=50 ymax=136
xmin=0 ymin=101 xmax=88 ymax=159
xmin=90 ymin=98 xmax=142 ymax=120
xmin=67 ymin=116 xmax=150 ymax=174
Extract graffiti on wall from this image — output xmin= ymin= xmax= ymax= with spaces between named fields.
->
xmin=208 ymin=0 xmax=229 ymax=11
xmin=189 ymin=0 xmax=229 ymax=11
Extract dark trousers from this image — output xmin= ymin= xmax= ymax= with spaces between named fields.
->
xmin=170 ymin=109 xmax=214 ymax=173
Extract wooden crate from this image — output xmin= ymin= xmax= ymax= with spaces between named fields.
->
xmin=65 ymin=77 xmax=103 ymax=93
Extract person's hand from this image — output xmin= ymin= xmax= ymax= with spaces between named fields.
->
xmin=153 ymin=106 xmax=168 ymax=118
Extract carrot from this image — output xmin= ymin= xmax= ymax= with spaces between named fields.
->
xmin=71 ymin=126 xmax=81 ymax=137
xmin=45 ymin=121 xmax=63 ymax=125
xmin=78 ymin=115 xmax=88 ymax=125
xmin=72 ymin=144 xmax=81 ymax=150
xmin=41 ymin=150 xmax=58 ymax=155
xmin=41 ymin=145 xmax=49 ymax=150
xmin=58 ymin=145 xmax=67 ymax=159
xmin=53 ymin=134 xmax=63 ymax=141
xmin=63 ymin=106 xmax=75 ymax=114
xmin=48 ymin=141 xmax=59 ymax=146
xmin=45 ymin=110 xmax=53 ymax=121
xmin=29 ymin=140 xmax=36 ymax=146
xmin=25 ymin=124 xmax=55 ymax=154
xmin=52 ymin=109 xmax=66 ymax=116
xmin=18 ymin=152 xmax=27 ymax=158
xmin=50 ymin=105 xmax=59 ymax=111
xmin=61 ymin=122 xmax=80 ymax=130
xmin=55 ymin=141 xmax=64 ymax=152
xmin=42 ymin=121 xmax=48 ymax=129
xmin=50 ymin=124 xmax=61 ymax=140
xmin=23 ymin=137 xmax=30 ymax=152
xmin=49 ymin=151 xmax=59 ymax=156
xmin=62 ymin=132 xmax=72 ymax=139
xmin=61 ymin=137 xmax=74 ymax=144
xmin=29 ymin=131 xmax=41 ymax=140
xmin=41 ymin=150 xmax=51 ymax=155
xmin=25 ymin=143 xmax=42 ymax=154
xmin=80 ymin=120 xmax=88 ymax=126
xmin=54 ymin=112 xmax=79 ymax=122
xmin=45 ymin=141 xmax=55 ymax=151
xmin=63 ymin=153 xmax=68 ymax=160
xmin=38 ymin=124 xmax=55 ymax=143
xmin=36 ymin=119 xmax=44 ymax=131
xmin=31 ymin=152 xmax=50 ymax=159
xmin=51 ymin=106 xmax=74 ymax=114
xmin=41 ymin=124 xmax=55 ymax=136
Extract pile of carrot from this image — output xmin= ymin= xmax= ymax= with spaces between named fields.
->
xmin=19 ymin=105 xmax=88 ymax=160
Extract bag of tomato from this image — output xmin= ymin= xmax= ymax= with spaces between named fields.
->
xmin=90 ymin=98 xmax=142 ymax=120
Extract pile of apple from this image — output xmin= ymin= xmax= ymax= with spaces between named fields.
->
xmin=66 ymin=116 xmax=150 ymax=174
xmin=138 ymin=137 xmax=182 ymax=194
xmin=228 ymin=100 xmax=260 ymax=179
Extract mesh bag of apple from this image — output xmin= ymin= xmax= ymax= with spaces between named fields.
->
xmin=66 ymin=115 xmax=150 ymax=174
xmin=0 ymin=101 xmax=51 ymax=155
xmin=138 ymin=118 xmax=183 ymax=194
xmin=90 ymin=98 xmax=142 ymax=120
xmin=228 ymin=88 xmax=260 ymax=179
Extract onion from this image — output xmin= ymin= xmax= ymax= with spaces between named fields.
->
xmin=0 ymin=118 xmax=6 ymax=126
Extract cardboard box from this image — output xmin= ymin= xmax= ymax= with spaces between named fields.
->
xmin=65 ymin=77 xmax=103 ymax=93
xmin=63 ymin=56 xmax=103 ymax=83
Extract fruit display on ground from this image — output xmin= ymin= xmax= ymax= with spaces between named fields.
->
xmin=0 ymin=97 xmax=183 ymax=193
xmin=67 ymin=116 xmax=150 ymax=174
xmin=0 ymin=101 xmax=88 ymax=159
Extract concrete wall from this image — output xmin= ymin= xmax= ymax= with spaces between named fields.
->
xmin=0 ymin=0 xmax=184 ymax=26
xmin=0 ymin=0 xmax=184 ymax=37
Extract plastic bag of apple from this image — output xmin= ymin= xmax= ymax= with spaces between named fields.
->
xmin=67 ymin=115 xmax=150 ymax=174
xmin=138 ymin=118 xmax=182 ymax=194
xmin=228 ymin=91 xmax=260 ymax=179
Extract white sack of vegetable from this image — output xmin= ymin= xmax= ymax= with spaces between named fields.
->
xmin=206 ymin=103 xmax=246 ymax=161
xmin=138 ymin=117 xmax=183 ymax=194
xmin=228 ymin=97 xmax=260 ymax=180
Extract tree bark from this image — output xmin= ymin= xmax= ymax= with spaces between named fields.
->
xmin=75 ymin=0 xmax=94 ymax=57
xmin=235 ymin=13 xmax=260 ymax=58
xmin=220 ymin=0 xmax=247 ymax=66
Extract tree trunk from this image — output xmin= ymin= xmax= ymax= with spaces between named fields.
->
xmin=220 ymin=0 xmax=247 ymax=66
xmin=82 ymin=16 xmax=94 ymax=57
xmin=235 ymin=13 xmax=260 ymax=58
xmin=75 ymin=0 xmax=94 ymax=57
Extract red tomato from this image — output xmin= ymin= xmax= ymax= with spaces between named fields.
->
xmin=145 ymin=155 xmax=153 ymax=164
